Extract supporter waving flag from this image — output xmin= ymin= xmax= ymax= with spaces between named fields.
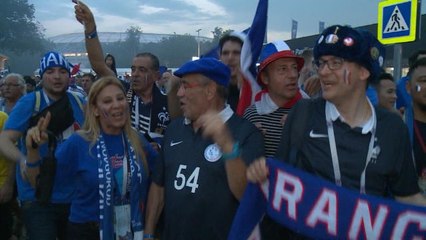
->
xmin=236 ymin=0 xmax=268 ymax=115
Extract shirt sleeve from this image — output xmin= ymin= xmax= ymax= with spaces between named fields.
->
xmin=389 ymin=123 xmax=420 ymax=197
xmin=151 ymin=148 xmax=164 ymax=186
xmin=4 ymin=94 xmax=35 ymax=132
xmin=239 ymin=119 xmax=265 ymax=165
xmin=139 ymin=133 xmax=159 ymax=175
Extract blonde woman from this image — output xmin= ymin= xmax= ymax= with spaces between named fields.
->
xmin=24 ymin=76 xmax=156 ymax=240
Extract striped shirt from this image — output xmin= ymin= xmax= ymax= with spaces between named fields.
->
xmin=244 ymin=105 xmax=290 ymax=157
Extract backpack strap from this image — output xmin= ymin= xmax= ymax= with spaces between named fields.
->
xmin=68 ymin=92 xmax=84 ymax=112
xmin=33 ymin=91 xmax=41 ymax=114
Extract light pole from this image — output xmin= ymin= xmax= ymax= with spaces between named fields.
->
xmin=196 ymin=29 xmax=202 ymax=58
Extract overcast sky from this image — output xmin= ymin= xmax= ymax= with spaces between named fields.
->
xmin=29 ymin=0 xmax=426 ymax=41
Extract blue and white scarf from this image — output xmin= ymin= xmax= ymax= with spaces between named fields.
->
xmin=96 ymin=133 xmax=145 ymax=240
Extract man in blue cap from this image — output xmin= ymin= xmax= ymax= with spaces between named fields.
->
xmin=0 ymin=51 xmax=85 ymax=240
xmin=144 ymin=58 xmax=264 ymax=239
xmin=247 ymin=25 xmax=426 ymax=238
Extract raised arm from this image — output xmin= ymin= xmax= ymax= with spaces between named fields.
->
xmin=21 ymin=112 xmax=52 ymax=187
xmin=198 ymin=111 xmax=248 ymax=200
xmin=74 ymin=1 xmax=114 ymax=77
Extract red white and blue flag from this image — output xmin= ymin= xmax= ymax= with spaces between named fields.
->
xmin=236 ymin=0 xmax=268 ymax=115
xmin=202 ymin=0 xmax=268 ymax=116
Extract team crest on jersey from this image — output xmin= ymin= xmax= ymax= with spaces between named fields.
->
xmin=204 ymin=144 xmax=222 ymax=162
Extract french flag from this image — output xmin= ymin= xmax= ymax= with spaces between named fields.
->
xmin=202 ymin=0 xmax=268 ymax=116
xmin=236 ymin=0 xmax=268 ymax=116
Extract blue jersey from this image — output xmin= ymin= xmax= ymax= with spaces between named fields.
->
xmin=4 ymin=91 xmax=85 ymax=203
xmin=55 ymin=132 xmax=155 ymax=223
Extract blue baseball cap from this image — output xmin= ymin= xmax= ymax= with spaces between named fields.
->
xmin=174 ymin=58 xmax=231 ymax=87
xmin=39 ymin=51 xmax=71 ymax=78
xmin=314 ymin=25 xmax=385 ymax=83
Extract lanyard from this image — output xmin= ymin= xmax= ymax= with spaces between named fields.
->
xmin=325 ymin=108 xmax=376 ymax=194
xmin=116 ymin=133 xmax=130 ymax=198
xmin=134 ymin=96 xmax=140 ymax=131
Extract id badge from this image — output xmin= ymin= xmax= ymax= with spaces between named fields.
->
xmin=114 ymin=204 xmax=132 ymax=240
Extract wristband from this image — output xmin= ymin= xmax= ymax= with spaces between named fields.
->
xmin=86 ymin=27 xmax=97 ymax=39
xmin=221 ymin=141 xmax=240 ymax=161
xmin=25 ymin=158 xmax=42 ymax=168
xmin=143 ymin=233 xmax=155 ymax=239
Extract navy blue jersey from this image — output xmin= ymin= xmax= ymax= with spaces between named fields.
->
xmin=153 ymin=114 xmax=264 ymax=239
xmin=277 ymin=98 xmax=419 ymax=197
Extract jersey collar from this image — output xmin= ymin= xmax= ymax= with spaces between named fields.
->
xmin=325 ymin=98 xmax=376 ymax=134
xmin=184 ymin=104 xmax=234 ymax=125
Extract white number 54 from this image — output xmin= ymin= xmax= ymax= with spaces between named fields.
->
xmin=174 ymin=164 xmax=200 ymax=193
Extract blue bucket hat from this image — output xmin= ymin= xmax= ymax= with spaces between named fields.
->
xmin=174 ymin=58 xmax=231 ymax=87
xmin=39 ymin=51 xmax=71 ymax=78
xmin=314 ymin=25 xmax=385 ymax=83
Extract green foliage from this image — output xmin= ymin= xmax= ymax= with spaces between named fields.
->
xmin=0 ymin=0 xmax=46 ymax=54
xmin=211 ymin=27 xmax=233 ymax=45
xmin=124 ymin=26 xmax=142 ymax=57
xmin=102 ymin=33 xmax=213 ymax=68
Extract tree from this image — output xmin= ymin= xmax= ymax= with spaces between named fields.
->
xmin=0 ymin=0 xmax=45 ymax=54
xmin=147 ymin=34 xmax=197 ymax=67
xmin=124 ymin=26 xmax=142 ymax=57
xmin=211 ymin=27 xmax=234 ymax=45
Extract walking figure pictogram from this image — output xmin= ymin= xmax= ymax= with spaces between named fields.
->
xmin=388 ymin=9 xmax=404 ymax=31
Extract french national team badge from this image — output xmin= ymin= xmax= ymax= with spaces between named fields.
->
xmin=204 ymin=144 xmax=222 ymax=162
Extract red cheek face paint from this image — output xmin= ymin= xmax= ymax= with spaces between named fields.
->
xmin=102 ymin=110 xmax=110 ymax=118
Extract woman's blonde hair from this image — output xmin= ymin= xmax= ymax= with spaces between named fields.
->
xmin=78 ymin=76 xmax=147 ymax=171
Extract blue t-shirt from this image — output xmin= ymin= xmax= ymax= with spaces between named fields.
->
xmin=4 ymin=91 xmax=85 ymax=202
xmin=396 ymin=76 xmax=412 ymax=109
xmin=56 ymin=132 xmax=156 ymax=223
xmin=366 ymin=85 xmax=378 ymax=106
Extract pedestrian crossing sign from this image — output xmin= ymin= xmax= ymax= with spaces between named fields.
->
xmin=377 ymin=0 xmax=418 ymax=44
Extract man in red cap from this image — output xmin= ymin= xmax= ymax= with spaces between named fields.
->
xmin=243 ymin=40 xmax=306 ymax=239
xmin=244 ymin=40 xmax=306 ymax=157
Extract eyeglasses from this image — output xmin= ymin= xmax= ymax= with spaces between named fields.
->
xmin=0 ymin=83 xmax=20 ymax=88
xmin=313 ymin=57 xmax=345 ymax=71
xmin=178 ymin=79 xmax=204 ymax=91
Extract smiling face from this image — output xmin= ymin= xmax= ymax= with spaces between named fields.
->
xmin=316 ymin=55 xmax=369 ymax=104
xmin=94 ymin=84 xmax=129 ymax=135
